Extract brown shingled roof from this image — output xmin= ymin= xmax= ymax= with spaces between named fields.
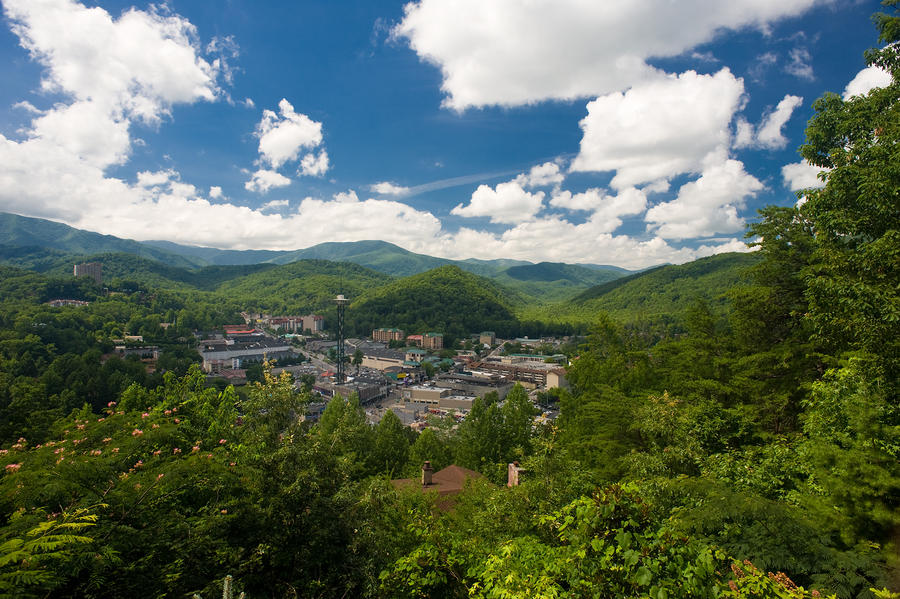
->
xmin=392 ymin=464 xmax=484 ymax=498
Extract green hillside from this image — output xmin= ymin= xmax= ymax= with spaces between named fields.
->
xmin=1 ymin=215 xmax=631 ymax=301
xmin=519 ymin=252 xmax=761 ymax=325
xmin=494 ymin=261 xmax=625 ymax=302
xmin=214 ymin=259 xmax=392 ymax=314
xmin=280 ymin=240 xmax=451 ymax=276
xmin=143 ymin=239 xmax=286 ymax=266
xmin=347 ymin=265 xmax=521 ymax=341
xmin=0 ymin=213 xmax=202 ymax=268
xmin=0 ymin=244 xmax=77 ymax=273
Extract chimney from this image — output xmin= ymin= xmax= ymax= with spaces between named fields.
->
xmin=507 ymin=461 xmax=525 ymax=487
xmin=422 ymin=461 xmax=434 ymax=486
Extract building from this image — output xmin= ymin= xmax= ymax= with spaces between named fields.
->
xmin=479 ymin=331 xmax=496 ymax=346
xmin=73 ymin=262 xmax=102 ymax=285
xmin=372 ymin=328 xmax=404 ymax=343
xmin=405 ymin=348 xmax=427 ymax=363
xmin=433 ymin=372 xmax=514 ymax=401
xmin=300 ymin=314 xmax=324 ymax=333
xmin=223 ymin=325 xmax=262 ymax=336
xmin=360 ymin=347 xmax=407 ymax=370
xmin=423 ymin=332 xmax=444 ymax=350
xmin=472 ymin=359 xmax=567 ymax=389
xmin=392 ymin=463 xmax=485 ymax=510
xmin=328 ymin=377 xmax=391 ymax=404
xmin=47 ymin=299 xmax=90 ymax=308
xmin=402 ymin=385 xmax=449 ymax=404
xmin=262 ymin=316 xmax=303 ymax=332
xmin=200 ymin=337 xmax=296 ymax=373
xmin=405 ymin=334 xmax=424 ymax=347
xmin=115 ymin=345 xmax=159 ymax=360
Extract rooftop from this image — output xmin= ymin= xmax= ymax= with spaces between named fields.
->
xmin=392 ymin=464 xmax=484 ymax=500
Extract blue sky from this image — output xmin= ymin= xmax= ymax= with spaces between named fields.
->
xmin=0 ymin=0 xmax=891 ymax=268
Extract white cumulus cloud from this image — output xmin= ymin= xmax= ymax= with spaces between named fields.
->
xmin=393 ymin=0 xmax=818 ymax=110
xmin=370 ymin=181 xmax=411 ymax=196
xmin=299 ymin=150 xmax=329 ymax=177
xmin=516 ymin=162 xmax=565 ymax=188
xmin=782 ymin=160 xmax=825 ymax=190
xmin=843 ymin=65 xmax=893 ymax=99
xmin=451 ymin=180 xmax=545 ymax=224
xmin=4 ymin=0 xmax=222 ymax=123
xmin=756 ymin=95 xmax=803 ymax=149
xmin=260 ymin=199 xmax=289 ymax=211
xmin=645 ymin=154 xmax=764 ymax=240
xmin=255 ymin=98 xmax=323 ymax=169
xmin=244 ymin=169 xmax=291 ymax=193
xmin=571 ymin=69 xmax=745 ymax=189
xmin=734 ymin=94 xmax=803 ymax=150
xmin=549 ymin=187 xmax=647 ymax=234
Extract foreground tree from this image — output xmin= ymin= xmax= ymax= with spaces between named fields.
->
xmin=798 ymin=0 xmax=900 ymax=382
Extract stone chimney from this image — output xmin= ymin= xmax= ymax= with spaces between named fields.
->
xmin=507 ymin=461 xmax=525 ymax=487
xmin=422 ymin=461 xmax=434 ymax=486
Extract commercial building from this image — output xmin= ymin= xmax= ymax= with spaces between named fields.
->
xmin=360 ymin=348 xmax=407 ymax=370
xmin=423 ymin=332 xmax=444 ymax=350
xmin=372 ymin=328 xmax=404 ymax=343
xmin=300 ymin=314 xmax=324 ymax=333
xmin=472 ymin=358 xmax=567 ymax=389
xmin=115 ymin=345 xmax=160 ymax=360
xmin=47 ymin=299 xmax=90 ymax=308
xmin=479 ymin=331 xmax=496 ymax=346
xmin=73 ymin=262 xmax=102 ymax=285
xmin=200 ymin=337 xmax=295 ymax=373
xmin=327 ymin=377 xmax=391 ymax=404
xmin=433 ymin=372 xmax=514 ymax=401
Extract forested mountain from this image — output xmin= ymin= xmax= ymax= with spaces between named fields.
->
xmin=0 ymin=213 xmax=628 ymax=299
xmin=0 ymin=213 xmax=202 ymax=268
xmin=214 ymin=259 xmax=392 ymax=314
xmin=493 ymin=261 xmax=625 ymax=302
xmin=519 ymin=252 xmax=761 ymax=325
xmin=574 ymin=252 xmax=760 ymax=313
xmin=346 ymin=265 xmax=522 ymax=341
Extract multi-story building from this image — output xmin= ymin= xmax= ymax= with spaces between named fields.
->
xmin=73 ymin=262 xmax=102 ymax=285
xmin=473 ymin=358 xmax=567 ymax=389
xmin=300 ymin=314 xmax=324 ymax=333
xmin=372 ymin=328 xmax=404 ymax=343
xmin=423 ymin=332 xmax=444 ymax=350
xmin=479 ymin=331 xmax=496 ymax=346
xmin=47 ymin=299 xmax=90 ymax=308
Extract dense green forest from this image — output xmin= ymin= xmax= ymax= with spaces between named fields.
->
xmin=345 ymin=265 xmax=524 ymax=343
xmin=0 ymin=9 xmax=899 ymax=599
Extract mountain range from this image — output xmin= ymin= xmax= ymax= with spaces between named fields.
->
xmin=0 ymin=212 xmax=760 ymax=330
xmin=0 ymin=212 xmax=628 ymax=301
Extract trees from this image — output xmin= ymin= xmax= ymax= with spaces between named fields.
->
xmin=453 ymin=386 xmax=536 ymax=483
xmin=797 ymin=2 xmax=900 ymax=382
xmin=371 ymin=410 xmax=410 ymax=475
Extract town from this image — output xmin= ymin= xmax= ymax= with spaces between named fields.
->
xmin=192 ymin=310 xmax=569 ymax=430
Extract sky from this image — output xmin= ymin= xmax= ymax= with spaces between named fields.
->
xmin=0 ymin=0 xmax=892 ymax=269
